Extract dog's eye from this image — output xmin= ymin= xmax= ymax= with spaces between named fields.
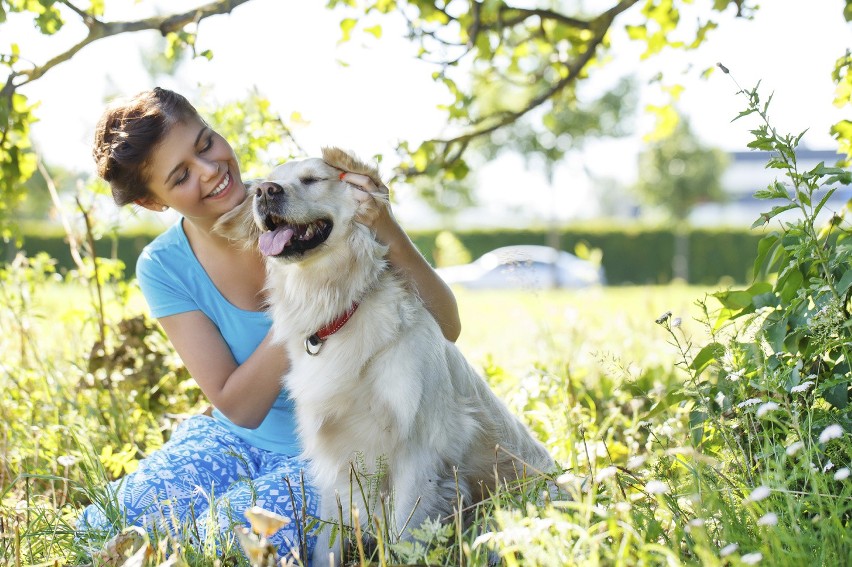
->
xmin=300 ymin=176 xmax=320 ymax=185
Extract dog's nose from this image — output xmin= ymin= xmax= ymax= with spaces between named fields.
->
xmin=256 ymin=181 xmax=284 ymax=198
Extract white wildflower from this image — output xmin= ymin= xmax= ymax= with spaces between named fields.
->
xmin=757 ymin=512 xmax=778 ymax=526
xmin=738 ymin=398 xmax=762 ymax=408
xmin=672 ymin=317 xmax=682 ymax=328
xmin=790 ymin=381 xmax=814 ymax=394
xmin=785 ymin=441 xmax=804 ymax=456
xmin=57 ymin=455 xmax=77 ymax=468
xmin=646 ymin=480 xmax=669 ymax=495
xmin=689 ymin=518 xmax=705 ymax=528
xmin=819 ymin=424 xmax=844 ymax=443
xmin=822 ymin=460 xmax=834 ymax=473
xmin=626 ymin=455 xmax=647 ymax=470
xmin=720 ymin=543 xmax=739 ymax=557
xmin=746 ymin=485 xmax=771 ymax=502
xmin=715 ymin=391 xmax=726 ymax=407
xmin=756 ymin=401 xmax=780 ymax=418
xmin=594 ymin=466 xmax=618 ymax=482
xmin=655 ymin=311 xmax=672 ymax=325
xmin=727 ymin=369 xmax=745 ymax=382
xmin=834 ymin=468 xmax=850 ymax=480
xmin=556 ymin=472 xmax=584 ymax=491
xmin=742 ymin=552 xmax=763 ymax=564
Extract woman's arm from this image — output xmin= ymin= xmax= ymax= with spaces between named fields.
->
xmin=343 ymin=173 xmax=462 ymax=342
xmin=157 ymin=311 xmax=287 ymax=428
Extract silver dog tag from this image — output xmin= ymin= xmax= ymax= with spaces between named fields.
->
xmin=305 ymin=334 xmax=324 ymax=356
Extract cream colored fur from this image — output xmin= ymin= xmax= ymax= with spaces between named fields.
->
xmin=216 ymin=147 xmax=554 ymax=565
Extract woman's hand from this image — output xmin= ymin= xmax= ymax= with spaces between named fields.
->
xmin=339 ymin=171 xmax=462 ymax=342
xmin=340 ymin=172 xmax=392 ymax=237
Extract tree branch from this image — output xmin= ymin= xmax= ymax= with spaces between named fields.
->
xmin=9 ymin=0 xmax=252 ymax=90
xmin=498 ymin=6 xmax=595 ymax=30
xmin=398 ymin=0 xmax=641 ymax=178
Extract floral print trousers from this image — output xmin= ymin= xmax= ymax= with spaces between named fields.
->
xmin=77 ymin=415 xmax=318 ymax=562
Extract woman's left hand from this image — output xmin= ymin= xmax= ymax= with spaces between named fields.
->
xmin=340 ymin=172 xmax=393 ymax=235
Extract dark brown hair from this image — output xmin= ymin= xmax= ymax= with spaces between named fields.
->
xmin=92 ymin=87 xmax=200 ymax=206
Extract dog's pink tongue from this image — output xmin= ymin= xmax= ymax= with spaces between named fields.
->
xmin=258 ymin=227 xmax=294 ymax=256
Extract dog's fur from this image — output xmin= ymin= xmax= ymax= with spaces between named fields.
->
xmin=216 ymin=148 xmax=554 ymax=564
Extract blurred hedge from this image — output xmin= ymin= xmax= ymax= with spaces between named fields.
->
xmin=3 ymin=223 xmax=763 ymax=285
xmin=410 ymin=226 xmax=763 ymax=285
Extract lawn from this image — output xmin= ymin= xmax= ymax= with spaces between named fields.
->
xmin=1 ymin=269 xmax=849 ymax=566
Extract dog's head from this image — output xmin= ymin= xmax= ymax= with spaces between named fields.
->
xmin=215 ymin=147 xmax=384 ymax=264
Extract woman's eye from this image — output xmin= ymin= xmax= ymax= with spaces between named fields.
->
xmin=175 ymin=169 xmax=189 ymax=186
xmin=200 ymin=135 xmax=213 ymax=152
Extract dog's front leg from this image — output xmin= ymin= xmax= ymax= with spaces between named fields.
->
xmin=391 ymin=464 xmax=462 ymax=544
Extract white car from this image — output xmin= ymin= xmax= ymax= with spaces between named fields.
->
xmin=436 ymin=245 xmax=605 ymax=290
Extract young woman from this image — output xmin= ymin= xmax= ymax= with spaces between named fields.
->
xmin=80 ymin=87 xmax=461 ymax=561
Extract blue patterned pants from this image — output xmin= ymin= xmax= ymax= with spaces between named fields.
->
xmin=77 ymin=415 xmax=318 ymax=562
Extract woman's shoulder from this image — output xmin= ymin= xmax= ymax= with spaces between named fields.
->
xmin=136 ymin=220 xmax=193 ymax=278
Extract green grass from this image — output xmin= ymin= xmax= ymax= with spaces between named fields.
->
xmin=1 ymin=271 xmax=849 ymax=566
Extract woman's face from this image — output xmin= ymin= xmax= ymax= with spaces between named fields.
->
xmin=142 ymin=117 xmax=246 ymax=227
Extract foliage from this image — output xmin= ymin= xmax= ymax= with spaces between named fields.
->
xmin=0 ymin=0 xmax=252 ymax=236
xmin=635 ymin=114 xmax=729 ymax=220
xmin=7 ymin=221 xmax=765 ymax=284
xmin=651 ymin=75 xmax=852 ymax=567
xmin=327 ymin=0 xmax=763 ymax=185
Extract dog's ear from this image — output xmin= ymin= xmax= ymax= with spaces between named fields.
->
xmin=321 ymin=146 xmax=383 ymax=188
xmin=213 ymin=181 xmax=262 ymax=250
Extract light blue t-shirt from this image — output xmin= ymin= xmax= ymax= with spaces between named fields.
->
xmin=135 ymin=220 xmax=301 ymax=455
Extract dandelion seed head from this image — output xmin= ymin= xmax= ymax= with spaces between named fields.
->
xmin=594 ymin=466 xmax=618 ymax=482
xmin=57 ymin=455 xmax=77 ymax=468
xmin=819 ymin=424 xmax=844 ymax=443
xmin=785 ymin=441 xmax=804 ymax=456
xmin=791 ymin=381 xmax=815 ymax=394
xmin=720 ymin=543 xmax=739 ymax=557
xmin=626 ymin=455 xmax=647 ymax=470
xmin=756 ymin=401 xmax=780 ymax=418
xmin=742 ymin=552 xmax=763 ymax=564
xmin=614 ymin=501 xmax=631 ymax=513
xmin=646 ymin=480 xmax=669 ymax=494
xmin=746 ymin=485 xmax=771 ymax=502
xmin=834 ymin=467 xmax=850 ymax=481
xmin=758 ymin=512 xmax=778 ymax=526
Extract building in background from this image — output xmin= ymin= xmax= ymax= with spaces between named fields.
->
xmin=691 ymin=148 xmax=850 ymax=226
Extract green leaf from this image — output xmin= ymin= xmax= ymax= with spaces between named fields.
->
xmin=689 ymin=410 xmax=706 ymax=447
xmin=689 ymin=342 xmax=726 ymax=375
xmin=644 ymin=390 xmax=689 ymax=421
xmin=339 ymin=18 xmax=357 ymax=42
xmin=762 ymin=312 xmax=788 ymax=353
xmin=836 ymin=268 xmax=852 ymax=295
xmin=363 ymin=24 xmax=382 ymax=39
xmin=823 ymin=382 xmax=849 ymax=410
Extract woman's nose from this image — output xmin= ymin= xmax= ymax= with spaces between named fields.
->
xmin=198 ymin=157 xmax=220 ymax=180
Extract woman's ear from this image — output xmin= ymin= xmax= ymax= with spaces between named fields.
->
xmin=134 ymin=197 xmax=168 ymax=212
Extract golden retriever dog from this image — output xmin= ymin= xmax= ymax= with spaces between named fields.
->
xmin=216 ymin=148 xmax=553 ymax=565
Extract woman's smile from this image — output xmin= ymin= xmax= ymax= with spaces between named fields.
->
xmin=206 ymin=170 xmax=232 ymax=200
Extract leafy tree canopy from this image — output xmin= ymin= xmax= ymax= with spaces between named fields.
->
xmin=635 ymin=114 xmax=728 ymax=221
xmin=3 ymin=0 xmax=852 ymax=237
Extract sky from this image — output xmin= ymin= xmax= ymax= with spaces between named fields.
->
xmin=8 ymin=0 xmax=852 ymax=228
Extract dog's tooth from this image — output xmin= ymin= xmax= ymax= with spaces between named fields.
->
xmin=303 ymin=224 xmax=315 ymax=240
